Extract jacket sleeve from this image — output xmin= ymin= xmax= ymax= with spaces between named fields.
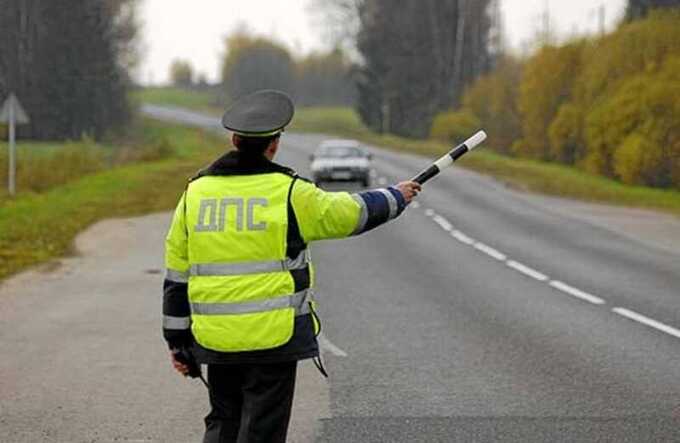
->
xmin=162 ymin=192 xmax=192 ymax=349
xmin=291 ymin=179 xmax=407 ymax=243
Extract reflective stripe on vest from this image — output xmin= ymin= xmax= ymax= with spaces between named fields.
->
xmin=184 ymin=173 xmax=307 ymax=352
xmin=191 ymin=289 xmax=312 ymax=316
xmin=190 ymin=250 xmax=309 ymax=277
xmin=166 ymin=268 xmax=189 ymax=283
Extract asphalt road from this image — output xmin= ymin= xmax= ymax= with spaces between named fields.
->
xmin=1 ymin=105 xmax=679 ymax=442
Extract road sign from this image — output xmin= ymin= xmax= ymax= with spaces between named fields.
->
xmin=0 ymin=93 xmax=30 ymax=125
xmin=1 ymin=93 xmax=30 ymax=196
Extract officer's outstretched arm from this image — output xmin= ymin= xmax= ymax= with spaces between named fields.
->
xmin=291 ymin=179 xmax=408 ymax=243
xmin=162 ymin=192 xmax=192 ymax=349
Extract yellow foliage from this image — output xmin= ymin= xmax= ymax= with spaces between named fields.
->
xmin=575 ymin=10 xmax=680 ymax=106
xmin=614 ymin=134 xmax=660 ymax=185
xmin=430 ymin=111 xmax=481 ymax=145
xmin=548 ymin=103 xmax=583 ymax=164
xmin=440 ymin=11 xmax=680 ymax=188
xmin=462 ymin=57 xmax=522 ymax=154
xmin=585 ymin=55 xmax=680 ymax=186
xmin=515 ymin=41 xmax=586 ymax=160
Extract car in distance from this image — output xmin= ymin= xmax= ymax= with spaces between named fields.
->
xmin=310 ymin=140 xmax=372 ymax=187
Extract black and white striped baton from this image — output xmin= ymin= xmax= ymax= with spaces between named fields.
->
xmin=411 ymin=131 xmax=487 ymax=185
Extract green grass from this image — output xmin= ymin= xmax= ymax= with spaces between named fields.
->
xmin=0 ymin=121 xmax=226 ymax=280
xmin=131 ymin=88 xmax=680 ymax=216
xmin=458 ymin=151 xmax=680 ymax=215
xmin=131 ymin=86 xmax=222 ymax=113
xmin=0 ymin=118 xmax=228 ymax=199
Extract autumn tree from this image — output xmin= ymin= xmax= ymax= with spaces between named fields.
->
xmin=296 ymin=49 xmax=355 ymax=106
xmin=461 ymin=56 xmax=522 ymax=154
xmin=513 ymin=41 xmax=585 ymax=160
xmin=221 ymin=31 xmax=295 ymax=101
xmin=170 ymin=59 xmax=194 ymax=87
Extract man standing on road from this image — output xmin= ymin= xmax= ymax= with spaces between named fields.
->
xmin=162 ymin=90 xmax=421 ymax=443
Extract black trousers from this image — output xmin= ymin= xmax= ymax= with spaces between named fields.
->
xmin=203 ymin=361 xmax=298 ymax=443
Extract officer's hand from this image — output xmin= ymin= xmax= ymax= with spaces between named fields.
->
xmin=170 ymin=350 xmax=190 ymax=376
xmin=395 ymin=181 xmax=422 ymax=203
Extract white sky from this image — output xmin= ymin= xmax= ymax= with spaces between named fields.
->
xmin=138 ymin=0 xmax=626 ymax=85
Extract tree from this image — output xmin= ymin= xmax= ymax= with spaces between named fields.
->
xmin=170 ymin=59 xmax=194 ymax=87
xmin=353 ymin=0 xmax=495 ymax=138
xmin=296 ymin=49 xmax=355 ymax=106
xmin=513 ymin=41 xmax=585 ymax=160
xmin=585 ymin=56 xmax=680 ymax=186
xmin=0 ymin=0 xmax=139 ymax=140
xmin=221 ymin=31 xmax=295 ymax=101
xmin=462 ymin=56 xmax=522 ymax=154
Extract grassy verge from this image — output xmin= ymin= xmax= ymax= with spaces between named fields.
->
xmin=0 ymin=121 xmax=225 ymax=280
xmin=133 ymin=89 xmax=680 ymax=216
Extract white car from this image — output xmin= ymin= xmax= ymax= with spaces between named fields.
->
xmin=309 ymin=140 xmax=372 ymax=187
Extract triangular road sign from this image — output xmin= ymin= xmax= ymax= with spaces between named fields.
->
xmin=0 ymin=93 xmax=30 ymax=124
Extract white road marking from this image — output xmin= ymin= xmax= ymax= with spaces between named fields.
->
xmin=378 ymin=177 xmax=388 ymax=185
xmin=473 ymin=242 xmax=507 ymax=261
xmin=506 ymin=260 xmax=549 ymax=281
xmin=612 ymin=308 xmax=680 ymax=339
xmin=451 ymin=230 xmax=475 ymax=245
xmin=410 ymin=201 xmax=421 ymax=209
xmin=318 ymin=333 xmax=348 ymax=357
xmin=424 ymin=209 xmax=435 ymax=217
xmin=432 ymin=215 xmax=453 ymax=231
xmin=549 ymin=280 xmax=605 ymax=305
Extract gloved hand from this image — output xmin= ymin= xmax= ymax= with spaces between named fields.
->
xmin=170 ymin=348 xmax=201 ymax=379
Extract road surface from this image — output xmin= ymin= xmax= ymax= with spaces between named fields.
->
xmin=1 ymin=105 xmax=679 ymax=442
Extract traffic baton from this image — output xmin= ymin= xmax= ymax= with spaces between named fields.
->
xmin=411 ymin=130 xmax=487 ymax=185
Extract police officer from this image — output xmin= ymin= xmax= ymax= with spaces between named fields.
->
xmin=162 ymin=90 xmax=421 ymax=443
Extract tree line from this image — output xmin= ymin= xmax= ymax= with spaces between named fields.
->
xmin=353 ymin=0 xmax=498 ymax=138
xmin=312 ymin=0 xmax=499 ymax=138
xmin=221 ymin=1 xmax=499 ymax=139
xmin=446 ymin=7 xmax=680 ymax=189
xmin=0 ymin=0 xmax=138 ymax=140
xmin=219 ymin=30 xmax=356 ymax=108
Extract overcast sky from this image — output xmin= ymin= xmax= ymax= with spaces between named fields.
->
xmin=139 ymin=0 xmax=626 ymax=85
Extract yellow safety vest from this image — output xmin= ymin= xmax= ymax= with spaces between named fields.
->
xmin=165 ymin=170 xmax=363 ymax=352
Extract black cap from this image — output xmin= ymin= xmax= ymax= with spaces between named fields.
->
xmin=222 ymin=90 xmax=295 ymax=137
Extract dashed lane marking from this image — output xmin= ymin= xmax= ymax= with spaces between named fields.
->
xmin=451 ymin=230 xmax=475 ymax=245
xmin=550 ymin=280 xmax=605 ymax=305
xmin=318 ymin=333 xmax=348 ymax=357
xmin=410 ymin=201 xmax=421 ymax=209
xmin=473 ymin=242 xmax=507 ymax=261
xmin=432 ymin=215 xmax=453 ymax=231
xmin=415 ymin=205 xmax=680 ymax=343
xmin=612 ymin=308 xmax=680 ymax=339
xmin=378 ymin=177 xmax=388 ymax=186
xmin=506 ymin=260 xmax=549 ymax=282
xmin=415 ymin=203 xmax=680 ymax=343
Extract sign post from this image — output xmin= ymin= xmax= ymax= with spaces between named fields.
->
xmin=0 ymin=94 xmax=30 ymax=196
